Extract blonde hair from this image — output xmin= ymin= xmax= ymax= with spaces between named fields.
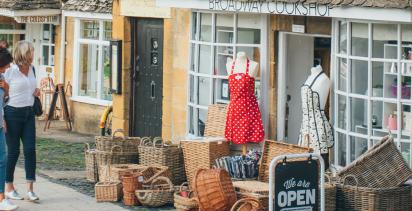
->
xmin=13 ymin=40 xmax=34 ymax=66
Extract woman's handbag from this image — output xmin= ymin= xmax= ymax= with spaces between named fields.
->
xmin=32 ymin=67 xmax=43 ymax=116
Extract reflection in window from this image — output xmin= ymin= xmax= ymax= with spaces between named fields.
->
xmin=351 ymin=23 xmax=368 ymax=57
xmin=237 ymin=14 xmax=260 ymax=44
xmin=81 ymin=20 xmax=99 ymax=39
xmin=79 ymin=44 xmax=99 ymax=98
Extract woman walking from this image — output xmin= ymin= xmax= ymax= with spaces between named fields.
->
xmin=4 ymin=41 xmax=39 ymax=202
xmin=0 ymin=48 xmax=18 ymax=210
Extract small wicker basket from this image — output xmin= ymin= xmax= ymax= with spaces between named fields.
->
xmin=95 ymin=181 xmax=122 ymax=202
xmin=174 ymin=182 xmax=199 ymax=211
xmin=85 ymin=143 xmax=98 ymax=183
xmin=135 ymin=176 xmax=174 ymax=207
xmin=99 ymin=164 xmax=147 ymax=182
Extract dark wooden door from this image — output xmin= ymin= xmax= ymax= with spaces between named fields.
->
xmin=130 ymin=18 xmax=163 ymax=137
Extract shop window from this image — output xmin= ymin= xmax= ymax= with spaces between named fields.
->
xmin=41 ymin=24 xmax=55 ymax=66
xmin=334 ymin=21 xmax=412 ymax=167
xmin=74 ymin=19 xmax=113 ymax=103
xmin=188 ymin=12 xmax=264 ymax=137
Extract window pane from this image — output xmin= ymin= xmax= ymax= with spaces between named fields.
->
xmin=214 ymin=78 xmax=229 ymax=104
xmin=216 ymin=14 xmax=234 ymax=44
xmin=191 ymin=13 xmax=197 ymax=40
xmin=104 ymin=21 xmax=112 ymax=40
xmin=78 ymin=44 xmax=99 ymax=98
xmin=337 ymin=57 xmax=347 ymax=91
xmin=189 ymin=106 xmax=194 ymax=135
xmin=198 ymin=108 xmax=207 ymax=136
xmin=351 ymin=23 xmax=368 ymax=57
xmin=51 ymin=46 xmax=55 ymax=66
xmin=401 ymin=75 xmax=411 ymax=100
xmin=190 ymin=44 xmax=195 ymax=72
xmin=237 ymin=14 xmax=260 ymax=44
xmin=383 ymin=102 xmax=397 ymax=131
xmin=350 ymin=97 xmax=367 ymax=135
xmin=373 ymin=24 xmax=398 ymax=59
xmin=384 ymin=74 xmax=398 ymax=98
xmin=198 ymin=45 xmax=212 ymax=74
xmin=337 ymin=94 xmax=346 ymax=130
xmin=372 ymin=62 xmax=384 ymax=97
xmin=339 ymin=21 xmax=347 ymax=54
xmin=214 ymin=46 xmax=232 ymax=76
xmin=189 ymin=75 xmax=194 ymax=103
xmin=371 ymin=100 xmax=384 ymax=129
xmin=198 ymin=76 xmax=210 ymax=106
xmin=402 ymin=104 xmax=412 ymax=133
xmin=101 ymin=46 xmax=112 ymax=101
xmin=42 ymin=45 xmax=49 ymax=66
xmin=43 ymin=24 xmax=50 ymax=41
xmin=200 ymin=13 xmax=212 ymax=42
xmin=351 ymin=60 xmax=368 ymax=95
xmin=401 ymin=142 xmax=411 ymax=166
xmin=350 ymin=136 xmax=368 ymax=162
xmin=81 ymin=20 xmax=99 ymax=39
xmin=337 ymin=132 xmax=347 ymax=166
xmin=401 ymin=24 xmax=412 ymax=60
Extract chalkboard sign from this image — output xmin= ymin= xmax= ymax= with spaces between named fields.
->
xmin=275 ymin=159 xmax=319 ymax=211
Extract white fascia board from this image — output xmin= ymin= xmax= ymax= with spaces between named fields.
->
xmin=62 ymin=10 xmax=112 ymax=20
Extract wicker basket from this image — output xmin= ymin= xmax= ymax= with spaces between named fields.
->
xmin=95 ymin=129 xmax=141 ymax=153
xmin=230 ymin=198 xmax=261 ymax=211
xmin=95 ymin=181 xmax=122 ymax=202
xmin=204 ymin=104 xmax=227 ymax=137
xmin=123 ymin=191 xmax=139 ymax=206
xmin=140 ymin=165 xmax=171 ymax=186
xmin=336 ymin=175 xmax=412 ymax=211
xmin=233 ymin=181 xmax=268 ymax=210
xmin=138 ymin=137 xmax=186 ymax=185
xmin=98 ymin=164 xmax=148 ymax=182
xmin=95 ymin=145 xmax=138 ymax=167
xmin=85 ymin=143 xmax=99 ymax=183
xmin=181 ymin=138 xmax=230 ymax=186
xmin=337 ymin=136 xmax=412 ymax=188
xmin=122 ymin=173 xmax=143 ymax=193
xmin=193 ymin=169 xmax=237 ymax=211
xmin=135 ymin=176 xmax=175 ymax=207
xmin=258 ymin=140 xmax=312 ymax=182
xmin=174 ymin=182 xmax=199 ymax=211
xmin=323 ymin=175 xmax=336 ymax=211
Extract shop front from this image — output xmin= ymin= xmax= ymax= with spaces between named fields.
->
xmin=111 ymin=0 xmax=412 ymax=168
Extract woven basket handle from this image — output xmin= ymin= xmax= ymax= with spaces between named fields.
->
xmin=341 ymin=174 xmax=359 ymax=189
xmin=150 ymin=176 xmax=173 ymax=190
xmin=179 ymin=182 xmax=189 ymax=192
xmin=140 ymin=137 xmax=153 ymax=146
xmin=153 ymin=137 xmax=164 ymax=148
xmin=112 ymin=129 xmax=126 ymax=140
xmin=136 ymin=191 xmax=148 ymax=201
xmin=230 ymin=198 xmax=261 ymax=211
xmin=110 ymin=145 xmax=123 ymax=153
xmin=84 ymin=143 xmax=91 ymax=151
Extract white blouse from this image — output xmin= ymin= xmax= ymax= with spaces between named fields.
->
xmin=4 ymin=64 xmax=37 ymax=108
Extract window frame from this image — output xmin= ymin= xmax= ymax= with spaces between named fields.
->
xmin=40 ymin=24 xmax=55 ymax=67
xmin=72 ymin=17 xmax=112 ymax=106
xmin=187 ymin=11 xmax=269 ymax=137
xmin=332 ymin=19 xmax=412 ymax=168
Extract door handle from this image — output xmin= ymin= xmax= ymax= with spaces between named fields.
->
xmin=151 ymin=81 xmax=156 ymax=100
xmin=133 ymin=56 xmax=140 ymax=80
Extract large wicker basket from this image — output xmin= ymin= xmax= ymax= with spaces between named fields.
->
xmin=85 ymin=143 xmax=98 ymax=182
xmin=204 ymin=104 xmax=227 ymax=137
xmin=95 ymin=129 xmax=141 ymax=153
xmin=95 ymin=181 xmax=122 ymax=202
xmin=193 ymin=169 xmax=237 ymax=211
xmin=233 ymin=180 xmax=269 ymax=210
xmin=258 ymin=140 xmax=312 ymax=182
xmin=140 ymin=165 xmax=171 ymax=186
xmin=337 ymin=136 xmax=412 ymax=188
xmin=135 ymin=176 xmax=175 ymax=207
xmin=95 ymin=145 xmax=138 ymax=167
xmin=138 ymin=137 xmax=186 ymax=185
xmin=181 ymin=138 xmax=230 ymax=186
xmin=336 ymin=175 xmax=412 ymax=211
xmin=98 ymin=164 xmax=148 ymax=182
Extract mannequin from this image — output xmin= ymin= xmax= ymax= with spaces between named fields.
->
xmin=299 ymin=64 xmax=333 ymax=170
xmin=225 ymin=52 xmax=264 ymax=155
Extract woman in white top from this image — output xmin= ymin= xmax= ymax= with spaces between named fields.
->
xmin=4 ymin=41 xmax=40 ymax=202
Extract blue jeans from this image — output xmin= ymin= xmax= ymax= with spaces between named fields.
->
xmin=4 ymin=106 xmax=36 ymax=183
xmin=0 ymin=128 xmax=6 ymax=193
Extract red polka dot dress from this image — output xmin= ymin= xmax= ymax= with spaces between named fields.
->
xmin=225 ymin=59 xmax=265 ymax=145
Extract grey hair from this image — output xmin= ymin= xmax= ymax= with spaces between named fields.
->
xmin=13 ymin=40 xmax=34 ymax=66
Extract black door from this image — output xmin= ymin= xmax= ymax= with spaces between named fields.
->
xmin=130 ymin=18 xmax=163 ymax=137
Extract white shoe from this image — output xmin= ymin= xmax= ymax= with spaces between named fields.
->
xmin=5 ymin=190 xmax=23 ymax=200
xmin=27 ymin=191 xmax=39 ymax=201
xmin=0 ymin=199 xmax=18 ymax=210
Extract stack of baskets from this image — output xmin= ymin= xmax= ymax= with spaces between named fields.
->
xmin=122 ymin=173 xmax=142 ymax=206
xmin=335 ymin=136 xmax=412 ymax=210
xmin=138 ymin=137 xmax=185 ymax=185
xmin=85 ymin=143 xmax=98 ymax=182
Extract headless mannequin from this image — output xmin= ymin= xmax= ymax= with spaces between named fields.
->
xmin=226 ymin=52 xmax=259 ymax=155
xmin=303 ymin=64 xmax=331 ymax=169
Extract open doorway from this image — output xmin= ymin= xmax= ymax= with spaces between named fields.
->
xmin=277 ymin=32 xmax=331 ymax=144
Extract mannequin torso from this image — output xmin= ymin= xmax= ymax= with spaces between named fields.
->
xmin=303 ymin=65 xmax=330 ymax=110
xmin=226 ymin=52 xmax=258 ymax=77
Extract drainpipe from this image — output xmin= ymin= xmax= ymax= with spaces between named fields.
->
xmin=59 ymin=10 xmax=66 ymax=84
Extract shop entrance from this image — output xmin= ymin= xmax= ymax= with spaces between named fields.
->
xmin=130 ymin=18 xmax=164 ymax=137
xmin=277 ymin=32 xmax=331 ymax=144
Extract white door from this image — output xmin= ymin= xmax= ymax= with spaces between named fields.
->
xmin=278 ymin=33 xmax=314 ymax=144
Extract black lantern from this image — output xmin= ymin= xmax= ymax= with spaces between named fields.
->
xmin=110 ymin=40 xmax=122 ymax=94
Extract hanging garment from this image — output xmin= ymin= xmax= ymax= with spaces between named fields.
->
xmin=299 ymin=71 xmax=334 ymax=154
xmin=225 ymin=59 xmax=264 ymax=144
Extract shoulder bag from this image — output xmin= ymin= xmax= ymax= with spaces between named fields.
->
xmin=32 ymin=67 xmax=43 ymax=116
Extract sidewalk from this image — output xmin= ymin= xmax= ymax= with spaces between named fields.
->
xmin=12 ymin=167 xmax=127 ymax=211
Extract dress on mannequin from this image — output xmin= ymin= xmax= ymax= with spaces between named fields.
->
xmin=298 ymin=65 xmax=334 ymax=156
xmin=225 ymin=56 xmax=264 ymax=145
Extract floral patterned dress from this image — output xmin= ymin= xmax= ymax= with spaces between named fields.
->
xmin=299 ymin=71 xmax=334 ymax=154
xmin=225 ymin=59 xmax=265 ymax=145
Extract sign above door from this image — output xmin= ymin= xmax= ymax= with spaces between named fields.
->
xmin=14 ymin=15 xmax=60 ymax=24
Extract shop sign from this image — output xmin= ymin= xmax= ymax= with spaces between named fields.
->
xmin=274 ymin=160 xmax=319 ymax=211
xmin=14 ymin=15 xmax=59 ymax=24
